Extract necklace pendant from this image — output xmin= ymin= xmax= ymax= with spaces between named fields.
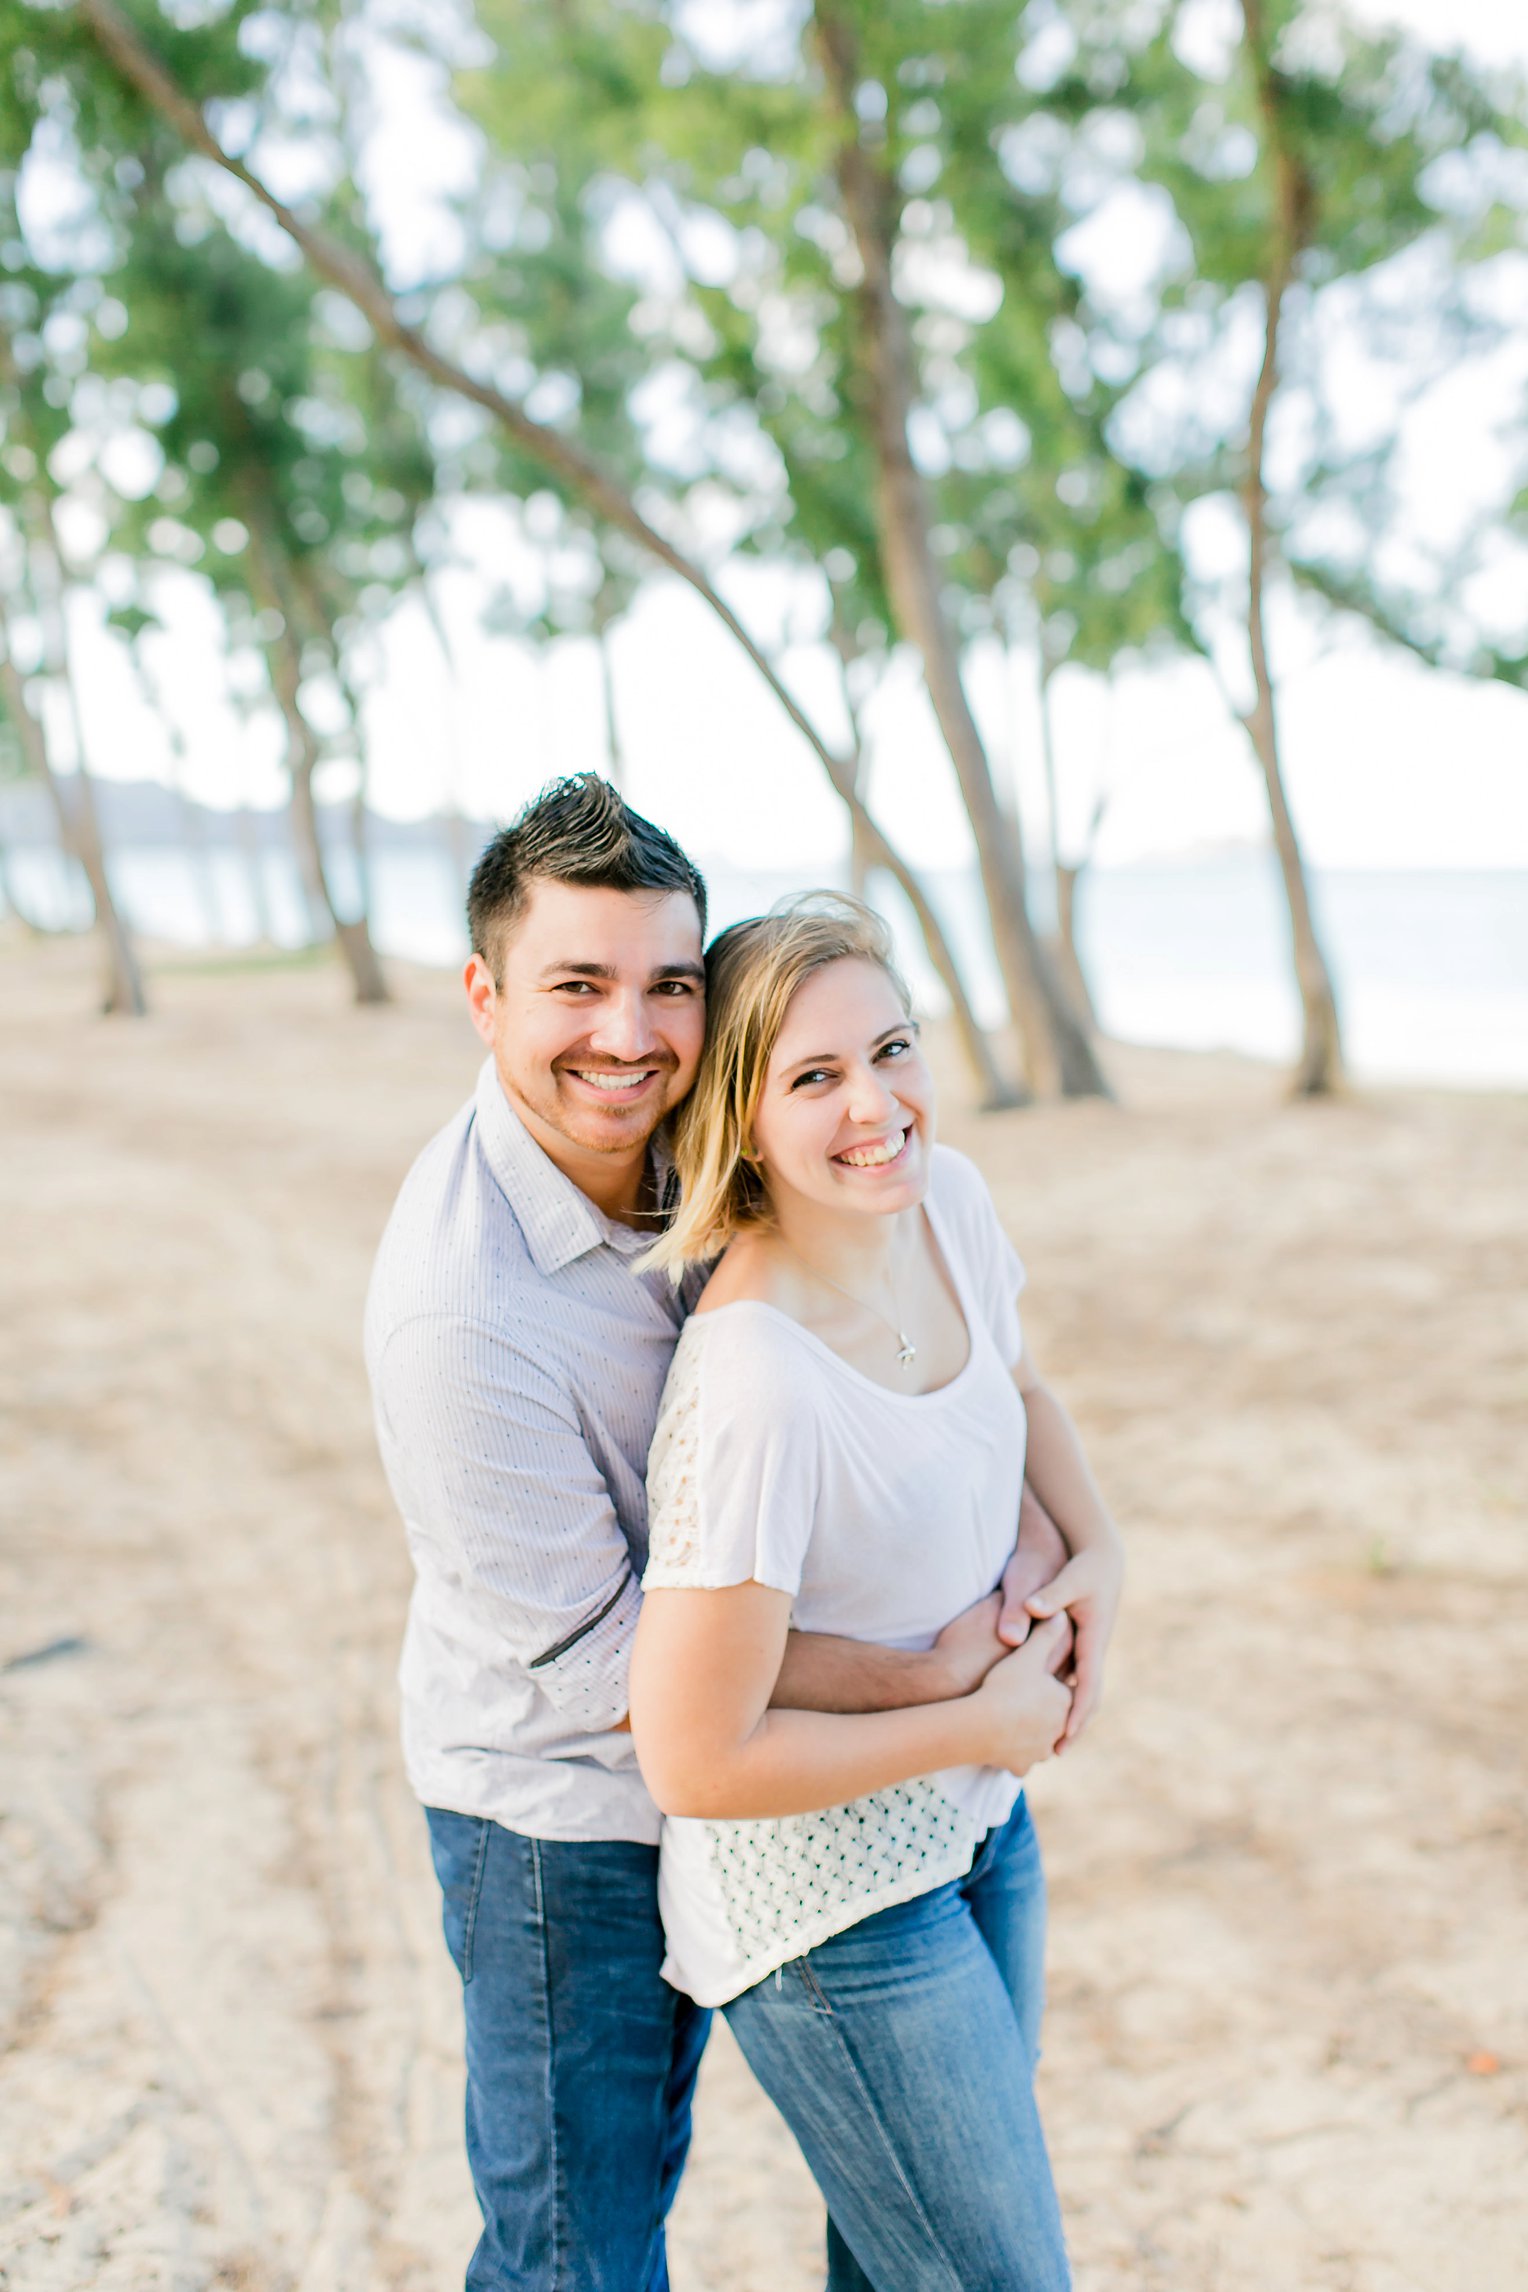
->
xmin=895 ymin=1334 xmax=917 ymax=1369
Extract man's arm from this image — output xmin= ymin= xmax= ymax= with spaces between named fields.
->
xmin=375 ymin=1313 xmax=641 ymax=1734
xmin=769 ymin=1481 xmax=1071 ymax=1714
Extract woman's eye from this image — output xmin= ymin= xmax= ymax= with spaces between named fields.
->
xmin=791 ymin=1068 xmax=834 ymax=1090
xmin=878 ymin=1038 xmax=912 ymax=1060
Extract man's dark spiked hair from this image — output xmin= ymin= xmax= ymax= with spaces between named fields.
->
xmin=467 ymin=774 xmax=707 ymax=982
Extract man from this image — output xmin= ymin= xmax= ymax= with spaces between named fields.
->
xmin=365 ymin=775 xmax=1070 ymax=2291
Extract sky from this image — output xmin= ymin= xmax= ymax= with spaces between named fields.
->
xmin=38 ymin=0 xmax=1528 ymax=877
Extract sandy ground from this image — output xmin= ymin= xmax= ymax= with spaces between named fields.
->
xmin=1 ymin=927 xmax=1525 ymax=2292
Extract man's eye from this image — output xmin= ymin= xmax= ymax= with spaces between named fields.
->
xmin=553 ymin=981 xmax=597 ymax=995
xmin=652 ymin=980 xmax=698 ymax=997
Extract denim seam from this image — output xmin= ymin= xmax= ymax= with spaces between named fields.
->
xmin=641 ymin=1996 xmax=679 ymax=2290
xmin=459 ymin=1816 xmax=492 ymax=1988
xmin=793 ymin=1974 xmax=965 ymax=2292
xmin=794 ymin=1960 xmax=834 ymax=2016
xmin=529 ymin=1839 xmax=564 ymax=2292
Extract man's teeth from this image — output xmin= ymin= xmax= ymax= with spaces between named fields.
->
xmin=838 ymin=1128 xmax=908 ymax=1169
xmin=574 ymin=1070 xmax=654 ymax=1093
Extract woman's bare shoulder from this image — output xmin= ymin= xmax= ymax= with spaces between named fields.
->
xmin=691 ymin=1230 xmax=794 ymax=1316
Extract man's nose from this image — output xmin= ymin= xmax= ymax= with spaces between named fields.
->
xmin=585 ymin=991 xmax=658 ymax=1062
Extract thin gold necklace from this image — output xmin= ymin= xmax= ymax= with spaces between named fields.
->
xmin=779 ymin=1236 xmax=918 ymax=1371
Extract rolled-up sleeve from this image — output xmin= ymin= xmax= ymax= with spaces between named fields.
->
xmin=375 ymin=1312 xmax=639 ymax=1734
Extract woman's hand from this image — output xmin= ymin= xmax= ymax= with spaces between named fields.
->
xmin=966 ymin=1615 xmax=1074 ymax=1776
xmin=996 ymin=1485 xmax=1070 ymax=1647
xmin=1023 ymin=1541 xmax=1123 ymax=1750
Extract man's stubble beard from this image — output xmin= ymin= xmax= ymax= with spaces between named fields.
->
xmin=502 ymin=1051 xmax=687 ymax=1161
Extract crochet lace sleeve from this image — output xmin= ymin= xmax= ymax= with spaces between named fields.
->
xmin=642 ymin=1331 xmax=705 ymax=1586
xmin=641 ymin=1316 xmax=818 ymax=1596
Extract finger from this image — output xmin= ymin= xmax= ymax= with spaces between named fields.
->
xmin=1042 ymin=1614 xmax=1075 ymax=1677
xmin=1048 ymin=1676 xmax=1075 ymax=1754
xmin=1024 ymin=1557 xmax=1087 ymax=1618
xmin=997 ymin=1553 xmax=1039 ymax=1642
xmin=1060 ymin=1621 xmax=1101 ymax=1747
xmin=1024 ymin=1612 xmax=1071 ymax=1662
xmin=997 ymin=1567 xmax=1034 ymax=1644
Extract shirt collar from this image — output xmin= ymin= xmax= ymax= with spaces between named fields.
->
xmin=473 ymin=1058 xmax=674 ymax=1277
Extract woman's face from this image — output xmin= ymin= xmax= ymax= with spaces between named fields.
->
xmin=750 ymin=957 xmax=933 ymax=1224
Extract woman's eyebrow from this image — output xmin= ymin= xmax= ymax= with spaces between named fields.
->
xmin=782 ymin=1024 xmax=910 ymax=1073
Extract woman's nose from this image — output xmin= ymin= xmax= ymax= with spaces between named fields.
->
xmin=843 ymin=1065 xmax=899 ymax=1124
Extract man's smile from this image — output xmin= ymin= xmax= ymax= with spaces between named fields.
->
xmin=563 ymin=1066 xmax=664 ymax=1099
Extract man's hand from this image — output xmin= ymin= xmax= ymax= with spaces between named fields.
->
xmin=931 ymin=1486 xmax=1074 ymax=1700
xmin=1022 ymin=1541 xmax=1123 ymax=1750
xmin=997 ymin=1485 xmax=1071 ymax=1648
xmin=930 ymin=1590 xmax=1008 ymax=1699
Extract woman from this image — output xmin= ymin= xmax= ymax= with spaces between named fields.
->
xmin=630 ymin=895 xmax=1123 ymax=2292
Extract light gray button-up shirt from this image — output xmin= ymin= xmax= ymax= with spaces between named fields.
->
xmin=365 ymin=1057 xmax=701 ymax=1843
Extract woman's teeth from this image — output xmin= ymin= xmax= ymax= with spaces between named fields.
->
xmin=837 ymin=1128 xmax=908 ymax=1169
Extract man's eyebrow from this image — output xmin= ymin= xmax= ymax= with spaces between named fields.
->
xmin=535 ymin=959 xmax=706 ymax=984
xmin=784 ymin=1023 xmax=911 ymax=1071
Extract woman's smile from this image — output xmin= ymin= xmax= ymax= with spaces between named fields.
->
xmin=833 ymin=1124 xmax=913 ymax=1171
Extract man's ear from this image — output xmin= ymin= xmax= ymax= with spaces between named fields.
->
xmin=464 ymin=954 xmax=498 ymax=1048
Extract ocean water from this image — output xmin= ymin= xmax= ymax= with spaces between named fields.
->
xmin=6 ymin=840 xmax=1524 ymax=1091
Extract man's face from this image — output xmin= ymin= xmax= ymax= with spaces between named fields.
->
xmin=465 ymin=878 xmax=706 ymax=1168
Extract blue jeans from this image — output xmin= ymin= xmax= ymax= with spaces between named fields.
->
xmin=425 ymin=1809 xmax=710 ymax=2292
xmin=725 ymin=1797 xmax=1071 ymax=2292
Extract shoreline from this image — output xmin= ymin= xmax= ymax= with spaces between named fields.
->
xmin=6 ymin=918 xmax=1524 ymax=1102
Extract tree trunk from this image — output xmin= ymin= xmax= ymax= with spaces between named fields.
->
xmin=817 ymin=733 xmax=1024 ymax=1108
xmin=813 ymin=5 xmax=1107 ymax=1100
xmin=129 ymin=639 xmax=225 ymax=943
xmin=858 ymin=801 xmax=1024 ymax=1110
xmin=0 ymin=325 xmax=150 ymax=1013
xmin=829 ymin=620 xmax=1023 ymax=1105
xmin=241 ymin=508 xmax=390 ymax=1003
xmin=1035 ymin=653 xmax=1102 ymax=1035
xmin=78 ymin=0 xmax=1025 ymax=1098
xmin=1051 ymin=864 xmax=1098 ymax=1033
xmin=594 ymin=599 xmax=624 ymax=790
xmin=1242 ymin=0 xmax=1343 ymax=1096
xmin=417 ymin=574 xmax=477 ymax=900
xmin=0 ymin=829 xmax=52 ymax=933
xmin=236 ymin=800 xmax=278 ymax=944
xmin=351 ymin=763 xmax=372 ymax=938
xmin=0 ymin=633 xmax=147 ymax=1014
xmin=847 ymin=791 xmax=873 ymax=901
xmin=327 ymin=649 xmax=375 ymax=934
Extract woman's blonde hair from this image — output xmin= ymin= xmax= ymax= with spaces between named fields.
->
xmin=645 ymin=891 xmax=911 ymax=1277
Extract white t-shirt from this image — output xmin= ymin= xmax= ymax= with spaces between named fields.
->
xmin=642 ymin=1145 xmax=1029 ymax=2006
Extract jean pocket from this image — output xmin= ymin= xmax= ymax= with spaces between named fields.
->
xmin=428 ymin=1810 xmax=492 ymax=1987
